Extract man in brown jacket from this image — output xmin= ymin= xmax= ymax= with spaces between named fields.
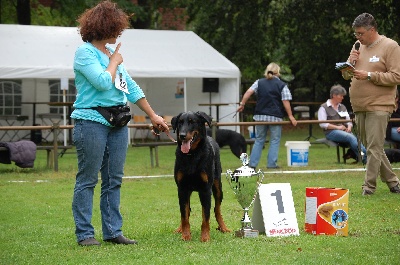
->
xmin=342 ymin=13 xmax=400 ymax=195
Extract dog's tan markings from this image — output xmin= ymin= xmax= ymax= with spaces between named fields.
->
xmin=174 ymin=225 xmax=182 ymax=233
xmin=176 ymin=171 xmax=184 ymax=184
xmin=181 ymin=203 xmax=191 ymax=241
xmin=189 ymin=132 xmax=201 ymax=150
xmin=213 ymin=179 xmax=231 ymax=233
xmin=200 ymin=172 xmax=208 ymax=183
xmin=201 ymin=208 xmax=211 ymax=242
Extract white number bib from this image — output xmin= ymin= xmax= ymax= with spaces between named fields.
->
xmin=115 ymin=72 xmax=129 ymax=94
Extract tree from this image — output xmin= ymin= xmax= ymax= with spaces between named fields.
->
xmin=272 ymin=0 xmax=399 ymax=104
xmin=1 ymin=0 xmax=154 ymax=27
xmin=17 ymin=0 xmax=30 ymax=24
xmin=185 ymin=0 xmax=273 ymax=83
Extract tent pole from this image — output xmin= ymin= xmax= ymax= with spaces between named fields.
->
xmin=184 ymin=78 xmax=187 ymax=112
xmin=209 ymin=92 xmax=212 ymax=116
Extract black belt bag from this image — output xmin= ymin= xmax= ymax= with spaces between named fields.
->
xmin=93 ymin=105 xmax=131 ymax=127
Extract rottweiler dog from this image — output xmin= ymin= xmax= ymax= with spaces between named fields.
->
xmin=171 ymin=111 xmax=230 ymax=242
xmin=342 ymin=148 xmax=362 ymax=164
xmin=344 ymin=148 xmax=400 ymax=163
xmin=206 ymin=128 xmax=247 ymax=158
xmin=384 ymin=149 xmax=400 ymax=163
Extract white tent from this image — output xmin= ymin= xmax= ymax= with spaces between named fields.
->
xmin=0 ymin=25 xmax=241 ymax=131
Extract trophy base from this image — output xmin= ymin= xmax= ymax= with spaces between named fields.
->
xmin=235 ymin=229 xmax=259 ymax=238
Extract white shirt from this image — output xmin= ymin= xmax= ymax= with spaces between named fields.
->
xmin=318 ymin=99 xmax=352 ymax=130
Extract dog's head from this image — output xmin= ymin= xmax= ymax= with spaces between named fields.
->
xmin=171 ymin=111 xmax=212 ymax=154
xmin=343 ymin=148 xmax=357 ymax=161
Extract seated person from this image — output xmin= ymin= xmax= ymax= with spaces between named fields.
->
xmin=386 ymin=88 xmax=400 ymax=148
xmin=318 ymin=84 xmax=367 ymax=163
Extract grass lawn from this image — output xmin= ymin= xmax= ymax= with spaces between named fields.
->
xmin=1 ymin=126 xmax=400 ymax=264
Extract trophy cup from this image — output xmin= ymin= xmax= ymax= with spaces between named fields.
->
xmin=226 ymin=153 xmax=264 ymax=238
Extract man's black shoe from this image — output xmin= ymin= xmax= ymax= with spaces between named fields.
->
xmin=389 ymin=184 xmax=400 ymax=193
xmin=78 ymin=237 xmax=101 ymax=246
xmin=104 ymin=235 xmax=138 ymax=245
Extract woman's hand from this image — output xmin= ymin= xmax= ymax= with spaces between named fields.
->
xmin=149 ymin=114 xmax=169 ymax=134
xmin=289 ymin=115 xmax=297 ymax=126
xmin=110 ymin=43 xmax=123 ymax=65
xmin=345 ymin=126 xmax=352 ymax=133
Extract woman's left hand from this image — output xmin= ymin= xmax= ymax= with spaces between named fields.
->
xmin=150 ymin=115 xmax=169 ymax=134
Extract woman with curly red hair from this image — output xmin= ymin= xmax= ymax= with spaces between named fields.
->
xmin=71 ymin=1 xmax=169 ymax=246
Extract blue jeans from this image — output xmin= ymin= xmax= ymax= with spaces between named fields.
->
xmin=326 ymin=129 xmax=366 ymax=162
xmin=390 ymin=127 xmax=400 ymax=142
xmin=72 ymin=119 xmax=128 ymax=242
xmin=250 ymin=124 xmax=281 ymax=168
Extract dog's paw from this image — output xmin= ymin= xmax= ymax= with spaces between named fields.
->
xmin=174 ymin=226 xmax=182 ymax=233
xmin=181 ymin=232 xmax=191 ymax=241
xmin=217 ymin=226 xmax=231 ymax=233
xmin=200 ymin=232 xmax=210 ymax=242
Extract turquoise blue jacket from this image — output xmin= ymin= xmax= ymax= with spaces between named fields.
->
xmin=71 ymin=42 xmax=145 ymax=126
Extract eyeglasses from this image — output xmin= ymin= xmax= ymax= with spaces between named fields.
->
xmin=353 ymin=27 xmax=372 ymax=38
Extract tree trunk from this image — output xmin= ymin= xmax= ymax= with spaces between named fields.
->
xmin=17 ymin=0 xmax=31 ymax=25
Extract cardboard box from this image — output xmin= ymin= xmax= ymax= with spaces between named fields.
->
xmin=305 ymin=187 xmax=349 ymax=236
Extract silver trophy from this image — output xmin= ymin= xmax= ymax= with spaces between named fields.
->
xmin=226 ymin=153 xmax=264 ymax=237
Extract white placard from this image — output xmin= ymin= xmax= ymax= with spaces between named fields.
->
xmin=252 ymin=183 xmax=299 ymax=237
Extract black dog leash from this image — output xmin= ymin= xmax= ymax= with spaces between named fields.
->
xmin=151 ymin=126 xmax=177 ymax=142
xmin=219 ymin=110 xmax=238 ymax=120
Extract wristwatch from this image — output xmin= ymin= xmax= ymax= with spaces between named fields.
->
xmin=367 ymin=72 xmax=371 ymax=81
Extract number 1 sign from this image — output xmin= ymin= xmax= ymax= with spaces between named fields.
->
xmin=252 ymin=183 xmax=299 ymax=237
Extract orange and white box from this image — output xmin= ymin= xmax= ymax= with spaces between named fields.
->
xmin=305 ymin=187 xmax=349 ymax=236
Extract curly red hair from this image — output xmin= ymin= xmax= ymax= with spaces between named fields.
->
xmin=77 ymin=0 xmax=130 ymax=42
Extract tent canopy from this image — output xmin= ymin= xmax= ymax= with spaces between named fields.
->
xmin=0 ymin=24 xmax=240 ymax=79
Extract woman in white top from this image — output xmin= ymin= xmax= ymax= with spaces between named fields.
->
xmin=318 ymin=84 xmax=366 ymax=163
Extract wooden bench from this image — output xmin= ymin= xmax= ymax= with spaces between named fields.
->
xmin=314 ymin=138 xmax=350 ymax=163
xmin=132 ymin=141 xmax=177 ymax=168
xmin=132 ymin=138 xmax=257 ymax=168
xmin=0 ymin=145 xmax=73 ymax=170
xmin=36 ymin=145 xmax=73 ymax=169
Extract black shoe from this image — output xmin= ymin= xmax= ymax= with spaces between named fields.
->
xmin=104 ymin=235 xmax=138 ymax=245
xmin=389 ymin=184 xmax=400 ymax=193
xmin=267 ymin=166 xmax=280 ymax=169
xmin=362 ymin=189 xmax=373 ymax=196
xmin=78 ymin=237 xmax=101 ymax=246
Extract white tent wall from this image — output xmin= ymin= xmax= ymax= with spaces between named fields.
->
xmin=129 ymin=77 xmax=239 ymax=141
xmin=132 ymin=77 xmax=238 ymax=120
xmin=0 ymin=25 xmax=241 ymax=143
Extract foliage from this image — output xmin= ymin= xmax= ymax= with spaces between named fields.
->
xmin=184 ymin=0 xmax=400 ymax=105
xmin=185 ymin=0 xmax=273 ymax=83
xmin=0 ymin=0 xmax=183 ymax=28
xmin=1 ymin=0 xmax=399 ymax=105
xmin=271 ymin=0 xmax=400 ymax=104
xmin=0 ymin=0 xmax=17 ymax=23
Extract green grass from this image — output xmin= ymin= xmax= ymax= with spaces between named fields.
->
xmin=1 ymin=126 xmax=400 ymax=264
